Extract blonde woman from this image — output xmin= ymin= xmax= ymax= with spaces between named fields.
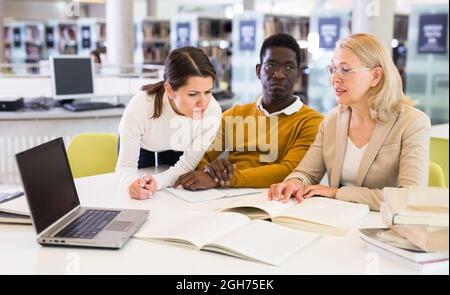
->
xmin=268 ymin=33 xmax=431 ymax=211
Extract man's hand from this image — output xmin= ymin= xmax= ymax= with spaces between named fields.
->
xmin=205 ymin=159 xmax=235 ymax=187
xmin=174 ymin=171 xmax=219 ymax=191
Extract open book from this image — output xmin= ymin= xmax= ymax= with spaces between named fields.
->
xmin=134 ymin=211 xmax=320 ymax=266
xmin=217 ymin=195 xmax=370 ymax=235
xmin=164 ymin=187 xmax=261 ymax=203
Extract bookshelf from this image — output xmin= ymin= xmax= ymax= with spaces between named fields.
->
xmin=264 ymin=15 xmax=309 ymax=99
xmin=6 ymin=20 xmax=45 ymax=74
xmin=231 ymin=12 xmax=309 ymax=104
xmin=135 ymin=18 xmax=171 ymax=65
xmin=171 ymin=14 xmax=232 ymax=93
xmin=3 ymin=25 xmax=12 ymax=64
xmin=45 ymin=20 xmax=78 ymax=57
xmin=405 ymin=4 xmax=449 ymax=125
xmin=77 ymin=18 xmax=106 ymax=57
xmin=306 ymin=10 xmax=351 ymax=114
xmin=393 ymin=14 xmax=409 ymax=90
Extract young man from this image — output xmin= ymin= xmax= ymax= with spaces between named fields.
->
xmin=175 ymin=33 xmax=323 ymax=189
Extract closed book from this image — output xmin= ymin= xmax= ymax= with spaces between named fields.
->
xmin=366 ymin=243 xmax=448 ymax=273
xmin=382 ymin=188 xmax=449 ymax=227
xmin=407 ymin=186 xmax=449 ymax=211
xmin=359 ymin=228 xmax=449 ymax=263
xmin=0 ymin=212 xmax=31 ymax=224
xmin=391 ymin=225 xmax=449 ymax=252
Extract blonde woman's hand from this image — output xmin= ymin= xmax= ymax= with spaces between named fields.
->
xmin=268 ymin=178 xmax=304 ymax=203
xmin=296 ymin=184 xmax=338 ymax=201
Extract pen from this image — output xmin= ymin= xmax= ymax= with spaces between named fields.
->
xmin=139 ymin=174 xmax=151 ymax=188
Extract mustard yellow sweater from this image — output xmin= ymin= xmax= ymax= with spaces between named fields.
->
xmin=197 ymin=102 xmax=323 ymax=188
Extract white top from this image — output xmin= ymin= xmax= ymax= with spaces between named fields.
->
xmin=256 ymin=95 xmax=303 ymax=117
xmin=341 ymin=138 xmax=368 ymax=186
xmin=116 ymin=91 xmax=222 ymax=190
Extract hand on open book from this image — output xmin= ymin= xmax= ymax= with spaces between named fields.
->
xmin=205 ymin=159 xmax=236 ymax=187
xmin=268 ymin=178 xmax=304 ymax=203
xmin=298 ymin=185 xmax=338 ymax=201
xmin=269 ymin=180 xmax=338 ymax=203
xmin=174 ymin=171 xmax=219 ymax=191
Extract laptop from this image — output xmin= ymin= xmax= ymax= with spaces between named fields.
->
xmin=15 ymin=137 xmax=149 ymax=249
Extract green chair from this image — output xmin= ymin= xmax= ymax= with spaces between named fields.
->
xmin=67 ymin=133 xmax=119 ymax=178
xmin=428 ymin=161 xmax=446 ymax=188
xmin=430 ymin=137 xmax=449 ymax=186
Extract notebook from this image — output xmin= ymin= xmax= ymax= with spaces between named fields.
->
xmin=391 ymin=225 xmax=449 ymax=252
xmin=360 ymin=228 xmax=449 ymax=273
xmin=134 ymin=211 xmax=320 ymax=266
xmin=0 ymin=187 xmax=31 ymax=224
xmin=382 ymin=188 xmax=449 ymax=227
xmin=366 ymin=243 xmax=449 ymax=273
xmin=0 ymin=192 xmax=31 ymax=224
xmin=164 ymin=187 xmax=261 ymax=203
xmin=407 ymin=186 xmax=449 ymax=211
xmin=218 ymin=195 xmax=370 ymax=235
xmin=0 ymin=212 xmax=31 ymax=224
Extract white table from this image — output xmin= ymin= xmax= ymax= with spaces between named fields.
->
xmin=0 ymin=170 xmax=446 ymax=275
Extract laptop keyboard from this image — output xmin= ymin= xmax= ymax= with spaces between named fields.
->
xmin=55 ymin=209 xmax=121 ymax=239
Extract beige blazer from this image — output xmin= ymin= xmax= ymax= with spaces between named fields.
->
xmin=286 ymin=104 xmax=431 ymax=211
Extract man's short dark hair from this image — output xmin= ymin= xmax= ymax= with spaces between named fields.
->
xmin=259 ymin=33 xmax=301 ymax=66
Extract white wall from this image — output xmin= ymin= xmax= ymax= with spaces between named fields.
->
xmin=3 ymin=0 xmax=69 ymax=20
xmin=86 ymin=4 xmax=105 ymax=19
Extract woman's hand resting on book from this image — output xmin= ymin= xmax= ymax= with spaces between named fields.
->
xmin=268 ymin=179 xmax=338 ymax=203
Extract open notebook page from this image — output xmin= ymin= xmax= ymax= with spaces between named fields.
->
xmin=0 ymin=195 xmax=30 ymax=215
xmin=165 ymin=188 xmax=261 ymax=203
xmin=134 ymin=211 xmax=250 ymax=248
xmin=203 ymin=219 xmax=320 ymax=266
xmin=221 ymin=195 xmax=294 ymax=218
xmin=274 ymin=197 xmax=369 ymax=229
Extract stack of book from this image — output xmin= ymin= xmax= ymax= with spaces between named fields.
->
xmin=360 ymin=187 xmax=449 ymax=273
xmin=0 ymin=191 xmax=31 ymax=224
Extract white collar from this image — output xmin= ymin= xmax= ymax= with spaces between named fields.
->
xmin=256 ymin=96 xmax=303 ymax=117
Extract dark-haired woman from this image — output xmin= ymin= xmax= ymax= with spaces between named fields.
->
xmin=116 ymin=46 xmax=222 ymax=200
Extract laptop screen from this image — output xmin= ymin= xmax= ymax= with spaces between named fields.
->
xmin=16 ymin=138 xmax=80 ymax=234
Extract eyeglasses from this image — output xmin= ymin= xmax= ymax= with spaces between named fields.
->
xmin=325 ymin=64 xmax=373 ymax=79
xmin=263 ymin=62 xmax=298 ymax=75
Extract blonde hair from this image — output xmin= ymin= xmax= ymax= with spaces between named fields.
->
xmin=336 ymin=33 xmax=414 ymax=123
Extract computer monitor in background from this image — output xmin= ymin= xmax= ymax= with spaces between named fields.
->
xmin=50 ymin=56 xmax=95 ymax=102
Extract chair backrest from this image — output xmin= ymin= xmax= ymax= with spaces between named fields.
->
xmin=430 ymin=137 xmax=449 ymax=187
xmin=67 ymin=133 xmax=119 ymax=178
xmin=429 ymin=161 xmax=446 ymax=188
